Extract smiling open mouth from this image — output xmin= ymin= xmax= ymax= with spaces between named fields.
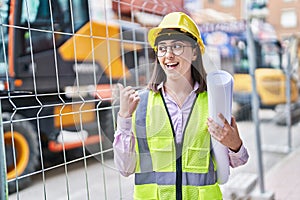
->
xmin=165 ymin=63 xmax=179 ymax=68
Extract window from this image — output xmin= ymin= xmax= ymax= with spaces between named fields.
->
xmin=261 ymin=42 xmax=281 ymax=69
xmin=20 ymin=0 xmax=89 ymax=54
xmin=21 ymin=0 xmax=89 ymax=32
xmin=220 ymin=0 xmax=235 ymax=7
xmin=281 ymin=9 xmax=297 ymax=28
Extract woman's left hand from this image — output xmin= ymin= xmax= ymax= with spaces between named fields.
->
xmin=207 ymin=113 xmax=242 ymax=152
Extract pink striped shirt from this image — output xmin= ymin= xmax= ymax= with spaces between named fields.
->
xmin=113 ymin=83 xmax=249 ymax=176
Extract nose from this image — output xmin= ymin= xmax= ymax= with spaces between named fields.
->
xmin=165 ymin=47 xmax=174 ymax=58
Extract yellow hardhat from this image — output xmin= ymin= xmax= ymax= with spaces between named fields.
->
xmin=148 ymin=12 xmax=205 ymax=54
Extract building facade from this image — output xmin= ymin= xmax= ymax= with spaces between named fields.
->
xmin=267 ymin=0 xmax=300 ymax=39
xmin=202 ymin=0 xmax=246 ymax=19
xmin=201 ymin=0 xmax=300 ymax=40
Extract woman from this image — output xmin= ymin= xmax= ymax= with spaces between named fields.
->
xmin=113 ymin=12 xmax=249 ymax=200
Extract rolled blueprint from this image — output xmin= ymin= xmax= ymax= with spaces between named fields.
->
xmin=207 ymin=70 xmax=233 ymax=184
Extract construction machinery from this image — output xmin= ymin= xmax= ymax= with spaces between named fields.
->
xmin=196 ymin=19 xmax=298 ymax=121
xmin=232 ymin=36 xmax=299 ymax=121
xmin=273 ymin=34 xmax=300 ymax=125
xmin=0 ymin=0 xmax=149 ymax=192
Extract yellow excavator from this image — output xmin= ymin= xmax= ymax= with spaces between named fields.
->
xmin=232 ymin=35 xmax=300 ymax=123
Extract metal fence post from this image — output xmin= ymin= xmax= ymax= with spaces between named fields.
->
xmin=246 ymin=20 xmax=265 ymax=194
xmin=247 ymin=19 xmax=274 ymax=200
xmin=0 ymin=99 xmax=8 ymax=199
xmin=285 ymin=50 xmax=292 ymax=152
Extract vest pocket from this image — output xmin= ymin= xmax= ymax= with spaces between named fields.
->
xmin=184 ymin=147 xmax=209 ymax=172
xmin=149 ymin=137 xmax=175 ymax=171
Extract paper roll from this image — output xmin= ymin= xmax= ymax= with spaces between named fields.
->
xmin=207 ymin=70 xmax=233 ymax=184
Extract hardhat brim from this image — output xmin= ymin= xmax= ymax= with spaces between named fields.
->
xmin=148 ymin=26 xmax=205 ymax=54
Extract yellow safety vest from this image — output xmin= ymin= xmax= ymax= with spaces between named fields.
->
xmin=132 ymin=90 xmax=222 ymax=200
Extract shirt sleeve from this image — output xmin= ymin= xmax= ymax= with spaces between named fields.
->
xmin=113 ymin=115 xmax=137 ymax=177
xmin=228 ymin=144 xmax=249 ymax=168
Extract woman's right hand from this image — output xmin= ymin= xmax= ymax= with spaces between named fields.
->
xmin=118 ymin=84 xmax=140 ymax=118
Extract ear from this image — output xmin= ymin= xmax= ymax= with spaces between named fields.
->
xmin=192 ymin=48 xmax=197 ymax=61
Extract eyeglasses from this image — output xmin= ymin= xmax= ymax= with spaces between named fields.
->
xmin=155 ymin=44 xmax=193 ymax=57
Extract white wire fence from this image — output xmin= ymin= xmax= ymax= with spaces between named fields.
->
xmin=0 ymin=0 xmax=183 ymax=199
xmin=2 ymin=0 xmax=298 ymax=199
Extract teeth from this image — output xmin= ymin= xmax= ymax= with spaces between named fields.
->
xmin=166 ymin=63 xmax=178 ymax=67
xmin=167 ymin=63 xmax=176 ymax=65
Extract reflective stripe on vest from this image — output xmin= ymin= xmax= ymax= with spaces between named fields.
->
xmin=132 ymin=90 xmax=222 ymax=200
xmin=135 ymin=89 xmax=153 ymax=173
xmin=135 ymin=171 xmax=216 ymax=186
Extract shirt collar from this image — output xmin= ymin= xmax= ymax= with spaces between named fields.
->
xmin=158 ymin=81 xmax=199 ymax=97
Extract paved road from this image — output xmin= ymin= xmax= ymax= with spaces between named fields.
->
xmin=222 ymin=109 xmax=300 ymax=199
xmin=9 ymin=109 xmax=300 ymax=200
xmin=9 ymin=158 xmax=134 ymax=200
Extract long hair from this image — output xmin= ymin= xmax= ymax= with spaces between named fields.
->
xmin=147 ymin=29 xmax=207 ymax=93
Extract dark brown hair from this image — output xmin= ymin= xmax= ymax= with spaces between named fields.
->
xmin=147 ymin=29 xmax=207 ymax=93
